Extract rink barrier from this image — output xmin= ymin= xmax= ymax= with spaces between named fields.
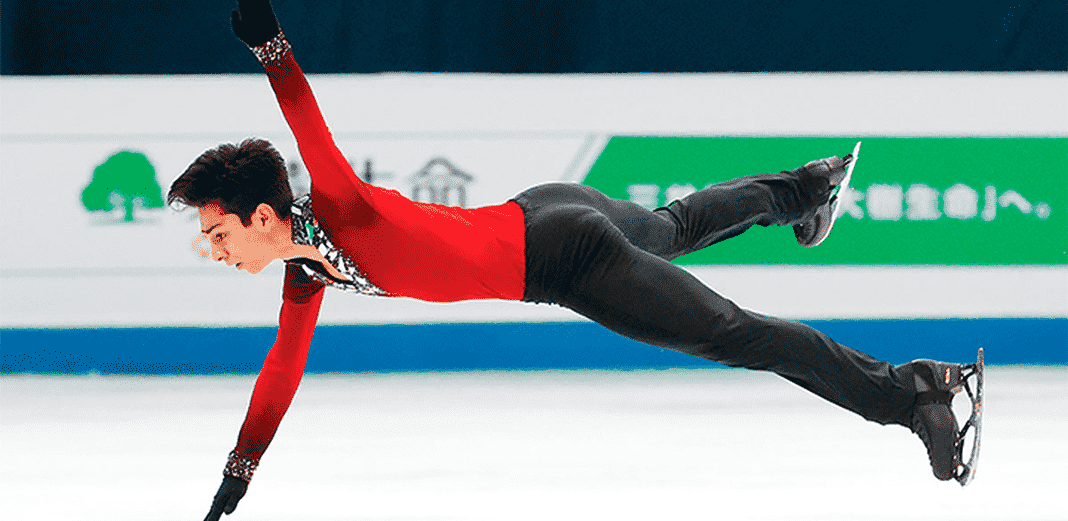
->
xmin=1 ymin=318 xmax=1065 ymax=374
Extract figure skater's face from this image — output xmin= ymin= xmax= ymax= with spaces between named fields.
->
xmin=197 ymin=203 xmax=278 ymax=274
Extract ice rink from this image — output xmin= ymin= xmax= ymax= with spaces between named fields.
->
xmin=2 ymin=367 xmax=1065 ymax=520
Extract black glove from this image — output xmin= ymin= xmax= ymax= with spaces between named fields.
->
xmin=204 ymin=475 xmax=249 ymax=521
xmin=231 ymin=0 xmax=281 ymax=47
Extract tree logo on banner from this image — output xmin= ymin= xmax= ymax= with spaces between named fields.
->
xmin=82 ymin=151 xmax=165 ymax=222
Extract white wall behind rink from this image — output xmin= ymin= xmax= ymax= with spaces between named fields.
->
xmin=1 ymin=72 xmax=1065 ymax=327
xmin=4 ymin=72 xmax=1066 ymax=137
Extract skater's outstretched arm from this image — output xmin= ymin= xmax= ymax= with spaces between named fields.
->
xmin=235 ymin=0 xmax=375 ymax=225
xmin=233 ymin=266 xmax=326 ymax=462
xmin=204 ymin=267 xmax=325 ymax=521
xmin=203 ymin=3 xmax=332 ymax=519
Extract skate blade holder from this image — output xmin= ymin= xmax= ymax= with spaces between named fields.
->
xmin=954 ymin=348 xmax=984 ymax=486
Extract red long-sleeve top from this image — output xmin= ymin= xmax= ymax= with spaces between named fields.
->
xmin=227 ymin=35 xmax=527 ymax=477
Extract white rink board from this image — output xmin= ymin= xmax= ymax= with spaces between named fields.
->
xmin=2 ymin=264 xmax=1066 ymax=327
xmin=1 ymin=368 xmax=1065 ymax=521
xmin=1 ymin=73 xmax=1066 ymax=327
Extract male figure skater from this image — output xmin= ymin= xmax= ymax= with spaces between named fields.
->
xmin=184 ymin=2 xmax=980 ymax=519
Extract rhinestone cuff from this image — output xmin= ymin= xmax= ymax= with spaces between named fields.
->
xmin=224 ymin=450 xmax=259 ymax=482
xmin=250 ymin=32 xmax=291 ymax=66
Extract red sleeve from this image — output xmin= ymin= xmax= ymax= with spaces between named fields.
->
xmin=231 ymin=264 xmax=325 ymax=469
xmin=244 ymin=34 xmax=527 ymax=303
xmin=261 ymin=43 xmax=372 ymax=226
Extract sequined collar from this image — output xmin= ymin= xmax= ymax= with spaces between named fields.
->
xmin=289 ymin=195 xmax=389 ymax=295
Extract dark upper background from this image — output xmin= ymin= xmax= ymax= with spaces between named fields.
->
xmin=1 ymin=0 xmax=1064 ymax=75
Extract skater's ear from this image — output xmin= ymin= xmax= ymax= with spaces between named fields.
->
xmin=249 ymin=203 xmax=286 ymax=229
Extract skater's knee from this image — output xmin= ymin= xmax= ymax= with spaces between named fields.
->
xmin=690 ymin=307 xmax=790 ymax=363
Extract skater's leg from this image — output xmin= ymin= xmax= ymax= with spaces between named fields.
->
xmin=648 ymin=169 xmax=833 ymax=259
xmin=520 ymin=201 xmax=916 ymax=426
xmin=516 ymin=164 xmax=832 ymax=262
xmin=519 ymin=198 xmax=979 ymax=482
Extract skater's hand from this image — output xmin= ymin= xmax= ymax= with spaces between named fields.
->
xmin=204 ymin=475 xmax=248 ymax=521
xmin=231 ymin=0 xmax=281 ymax=47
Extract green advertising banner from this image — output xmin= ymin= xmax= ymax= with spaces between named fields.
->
xmin=583 ymin=137 xmax=1067 ymax=265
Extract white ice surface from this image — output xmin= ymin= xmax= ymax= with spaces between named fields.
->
xmin=1 ymin=368 xmax=1066 ymax=521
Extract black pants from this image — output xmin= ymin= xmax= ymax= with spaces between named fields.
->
xmin=514 ymin=168 xmax=916 ymax=427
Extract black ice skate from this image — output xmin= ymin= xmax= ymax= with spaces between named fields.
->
xmin=907 ymin=348 xmax=984 ymax=486
xmin=794 ymin=141 xmax=861 ymax=247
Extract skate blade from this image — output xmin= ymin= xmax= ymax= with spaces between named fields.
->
xmin=831 ymin=140 xmax=862 ymax=220
xmin=955 ymin=347 xmax=984 ymax=486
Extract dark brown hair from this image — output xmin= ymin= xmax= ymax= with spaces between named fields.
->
xmin=168 ymin=138 xmax=292 ymax=226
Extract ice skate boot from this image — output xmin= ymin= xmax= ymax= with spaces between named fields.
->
xmin=793 ymin=141 xmax=861 ymax=247
xmin=904 ymin=348 xmax=984 ymax=486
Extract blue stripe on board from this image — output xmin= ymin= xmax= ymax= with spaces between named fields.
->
xmin=1 ymin=318 xmax=1065 ymax=374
